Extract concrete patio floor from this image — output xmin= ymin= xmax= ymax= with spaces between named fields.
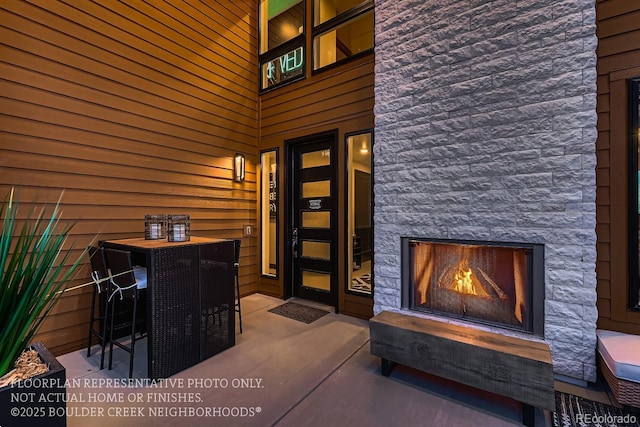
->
xmin=57 ymin=294 xmax=584 ymax=426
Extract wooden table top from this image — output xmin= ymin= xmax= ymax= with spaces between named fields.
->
xmin=103 ymin=236 xmax=229 ymax=249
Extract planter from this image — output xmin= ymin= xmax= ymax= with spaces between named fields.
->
xmin=0 ymin=342 xmax=66 ymax=427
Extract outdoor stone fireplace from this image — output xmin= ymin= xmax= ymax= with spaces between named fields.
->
xmin=402 ymin=238 xmax=545 ymax=336
xmin=373 ymin=0 xmax=598 ymax=382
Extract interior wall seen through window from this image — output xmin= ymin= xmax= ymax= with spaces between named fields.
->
xmin=260 ymin=0 xmax=304 ymax=54
xmin=313 ymin=9 xmax=373 ymax=70
xmin=347 ymin=132 xmax=372 ymax=296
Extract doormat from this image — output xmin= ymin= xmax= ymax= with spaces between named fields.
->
xmin=553 ymin=391 xmax=640 ymax=426
xmin=268 ymin=302 xmax=329 ymax=324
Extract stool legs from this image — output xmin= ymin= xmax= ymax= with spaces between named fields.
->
xmin=86 ymin=284 xmax=99 ymax=357
xmin=86 ymin=285 xmax=108 ymax=370
xmin=107 ymin=289 xmax=139 ymax=379
xmin=86 ymin=284 xmax=97 ymax=358
xmin=235 ymin=264 xmax=242 ymax=333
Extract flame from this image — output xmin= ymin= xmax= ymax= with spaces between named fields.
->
xmin=453 ymin=265 xmax=478 ymax=295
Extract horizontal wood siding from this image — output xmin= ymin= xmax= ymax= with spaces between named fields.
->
xmin=0 ymin=0 xmax=258 ymax=356
xmin=260 ymin=54 xmax=374 ymax=318
xmin=596 ymin=0 xmax=640 ymax=333
xmin=261 ymin=57 xmax=374 ymax=139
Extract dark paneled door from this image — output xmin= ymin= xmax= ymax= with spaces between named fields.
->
xmin=290 ymin=133 xmax=338 ymax=306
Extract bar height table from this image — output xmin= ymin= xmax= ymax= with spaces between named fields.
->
xmin=101 ymin=237 xmax=235 ymax=380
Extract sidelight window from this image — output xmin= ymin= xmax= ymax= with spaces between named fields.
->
xmin=346 ymin=131 xmax=373 ymax=296
xmin=261 ymin=150 xmax=278 ymax=277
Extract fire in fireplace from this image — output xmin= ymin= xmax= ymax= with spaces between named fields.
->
xmin=401 ymin=238 xmax=545 ymax=336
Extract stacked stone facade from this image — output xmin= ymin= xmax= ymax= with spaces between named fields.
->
xmin=373 ymin=0 xmax=598 ymax=381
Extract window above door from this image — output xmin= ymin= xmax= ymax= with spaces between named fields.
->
xmin=259 ymin=0 xmax=306 ymax=91
xmin=312 ymin=0 xmax=374 ymax=71
xmin=258 ymin=0 xmax=374 ymax=92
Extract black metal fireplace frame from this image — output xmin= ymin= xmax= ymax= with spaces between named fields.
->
xmin=401 ymin=237 xmax=545 ymax=337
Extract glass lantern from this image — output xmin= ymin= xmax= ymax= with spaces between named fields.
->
xmin=145 ymin=214 xmax=166 ymax=240
xmin=167 ymin=214 xmax=190 ymax=242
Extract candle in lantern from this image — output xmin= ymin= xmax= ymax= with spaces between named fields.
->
xmin=150 ymin=223 xmax=160 ymax=239
xmin=173 ymin=224 xmax=186 ymax=241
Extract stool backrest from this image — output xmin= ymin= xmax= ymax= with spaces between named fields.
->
xmin=234 ymin=239 xmax=241 ymax=265
xmin=104 ymin=248 xmax=136 ymax=287
xmin=88 ymin=246 xmax=108 ymax=284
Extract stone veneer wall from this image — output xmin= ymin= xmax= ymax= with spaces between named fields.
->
xmin=373 ymin=0 xmax=598 ymax=382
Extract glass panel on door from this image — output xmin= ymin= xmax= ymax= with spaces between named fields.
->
xmin=302 ymin=180 xmax=331 ymax=198
xmin=302 ymin=240 xmax=331 ymax=260
xmin=302 ymin=270 xmax=331 ymax=291
xmin=301 ymin=149 xmax=331 ymax=168
xmin=302 ymin=211 xmax=330 ymax=228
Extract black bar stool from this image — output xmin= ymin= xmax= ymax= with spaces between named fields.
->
xmin=104 ymin=248 xmax=147 ymax=379
xmin=86 ymin=246 xmax=110 ymax=369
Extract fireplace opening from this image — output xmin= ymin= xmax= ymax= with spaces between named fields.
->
xmin=402 ymin=238 xmax=544 ymax=336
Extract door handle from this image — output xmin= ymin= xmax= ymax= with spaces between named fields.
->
xmin=292 ymin=228 xmax=298 ymax=258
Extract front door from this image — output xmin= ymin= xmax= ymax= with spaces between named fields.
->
xmin=288 ymin=131 xmax=338 ymax=307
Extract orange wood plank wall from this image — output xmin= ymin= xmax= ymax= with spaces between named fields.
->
xmin=0 ymin=0 xmax=259 ymax=356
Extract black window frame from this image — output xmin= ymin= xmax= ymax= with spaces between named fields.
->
xmin=311 ymin=0 xmax=374 ymax=73
xmin=258 ymin=1 xmax=307 ymax=93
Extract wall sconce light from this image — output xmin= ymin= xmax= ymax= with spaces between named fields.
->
xmin=234 ymin=153 xmax=246 ymax=182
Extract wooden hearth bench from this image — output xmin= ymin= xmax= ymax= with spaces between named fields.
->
xmin=369 ymin=311 xmax=555 ymax=427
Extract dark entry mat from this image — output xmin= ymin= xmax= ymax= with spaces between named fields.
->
xmin=268 ymin=302 xmax=330 ymax=324
xmin=553 ymin=391 xmax=640 ymax=426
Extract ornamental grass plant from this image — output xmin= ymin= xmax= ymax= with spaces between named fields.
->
xmin=0 ymin=188 xmax=86 ymax=381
